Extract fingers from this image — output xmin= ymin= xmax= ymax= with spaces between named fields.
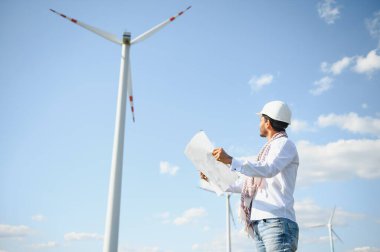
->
xmin=213 ymin=148 xmax=225 ymax=161
xmin=212 ymin=147 xmax=222 ymax=156
xmin=200 ymin=172 xmax=209 ymax=182
xmin=212 ymin=148 xmax=219 ymax=156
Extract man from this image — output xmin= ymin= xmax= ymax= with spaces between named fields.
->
xmin=204 ymin=100 xmax=299 ymax=252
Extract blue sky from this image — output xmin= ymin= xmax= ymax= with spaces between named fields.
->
xmin=1 ymin=0 xmax=380 ymax=251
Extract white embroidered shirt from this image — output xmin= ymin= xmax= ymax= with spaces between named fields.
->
xmin=228 ymin=137 xmax=299 ymax=222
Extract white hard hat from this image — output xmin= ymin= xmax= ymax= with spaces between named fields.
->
xmin=257 ymin=101 xmax=292 ymax=124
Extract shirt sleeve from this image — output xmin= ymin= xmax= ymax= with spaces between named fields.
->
xmin=230 ymin=140 xmax=297 ymax=178
xmin=224 ymin=176 xmax=244 ymax=193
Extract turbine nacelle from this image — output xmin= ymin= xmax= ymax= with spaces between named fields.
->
xmin=122 ymin=32 xmax=131 ymax=44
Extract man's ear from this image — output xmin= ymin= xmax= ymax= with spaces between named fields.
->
xmin=265 ymin=120 xmax=272 ymax=130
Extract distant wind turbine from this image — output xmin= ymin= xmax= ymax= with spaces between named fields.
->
xmin=50 ymin=7 xmax=191 ymax=252
xmin=199 ymin=180 xmax=236 ymax=252
xmin=309 ymin=206 xmax=343 ymax=252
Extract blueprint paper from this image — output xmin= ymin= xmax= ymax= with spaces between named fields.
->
xmin=198 ymin=179 xmax=224 ymax=196
xmin=184 ymin=131 xmax=238 ymax=193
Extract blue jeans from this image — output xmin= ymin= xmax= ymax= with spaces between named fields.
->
xmin=252 ymin=218 xmax=299 ymax=252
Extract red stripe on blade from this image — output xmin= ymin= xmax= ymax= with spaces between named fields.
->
xmin=170 ymin=17 xmax=175 ymax=21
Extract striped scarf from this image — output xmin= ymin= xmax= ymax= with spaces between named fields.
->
xmin=238 ymin=131 xmax=288 ymax=237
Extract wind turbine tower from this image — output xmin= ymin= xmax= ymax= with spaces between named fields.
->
xmin=226 ymin=193 xmax=232 ymax=252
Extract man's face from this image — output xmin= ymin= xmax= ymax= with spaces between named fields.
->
xmin=259 ymin=116 xmax=268 ymax=138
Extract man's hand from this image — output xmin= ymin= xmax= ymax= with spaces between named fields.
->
xmin=212 ymin=147 xmax=233 ymax=165
xmin=200 ymin=172 xmax=209 ymax=182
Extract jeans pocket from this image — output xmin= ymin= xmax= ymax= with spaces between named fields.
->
xmin=286 ymin=221 xmax=299 ymax=235
xmin=286 ymin=220 xmax=299 ymax=250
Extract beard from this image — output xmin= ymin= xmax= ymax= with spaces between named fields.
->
xmin=259 ymin=126 xmax=267 ymax=138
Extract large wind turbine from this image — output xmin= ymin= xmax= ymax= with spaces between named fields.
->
xmin=50 ymin=7 xmax=191 ymax=252
xmin=310 ymin=206 xmax=343 ymax=252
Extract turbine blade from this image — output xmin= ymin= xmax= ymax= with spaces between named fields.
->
xmin=198 ymin=179 xmax=224 ymax=196
xmin=329 ymin=206 xmax=336 ymax=225
xmin=332 ymin=229 xmax=343 ymax=243
xmin=127 ymin=62 xmax=135 ymax=122
xmin=130 ymin=6 xmax=191 ymax=45
xmin=307 ymin=224 xmax=326 ymax=228
xmin=50 ymin=9 xmax=122 ymax=45
xmin=198 ymin=180 xmax=217 ymax=193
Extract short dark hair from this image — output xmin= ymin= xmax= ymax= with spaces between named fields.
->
xmin=262 ymin=114 xmax=289 ymax=132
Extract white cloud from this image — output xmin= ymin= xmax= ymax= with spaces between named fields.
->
xmin=0 ymin=224 xmax=33 ymax=238
xmin=159 ymin=161 xmax=179 ymax=176
xmin=331 ymin=57 xmax=352 ymax=74
xmin=315 ymin=49 xmax=380 ymax=91
xmin=366 ymin=11 xmax=380 ymax=43
xmin=351 ymin=247 xmax=380 ymax=252
xmin=294 ymin=199 xmax=364 ymax=228
xmin=29 ymin=241 xmax=59 ymax=249
xmin=290 ymin=119 xmax=311 ymax=132
xmin=191 ymin=243 xmax=200 ymax=250
xmin=310 ymin=76 xmax=333 ymax=95
xmin=317 ymin=113 xmax=380 ymax=137
xmin=64 ymin=232 xmax=103 ymax=241
xmin=353 ymin=49 xmax=380 ymax=75
xmin=32 ymin=214 xmax=46 ymax=222
xmin=297 ymin=138 xmax=380 ymax=185
xmin=248 ymin=74 xmax=274 ymax=92
xmin=321 ymin=57 xmax=353 ymax=75
xmin=173 ymin=207 xmax=207 ymax=225
xmin=317 ymin=0 xmax=340 ymax=24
